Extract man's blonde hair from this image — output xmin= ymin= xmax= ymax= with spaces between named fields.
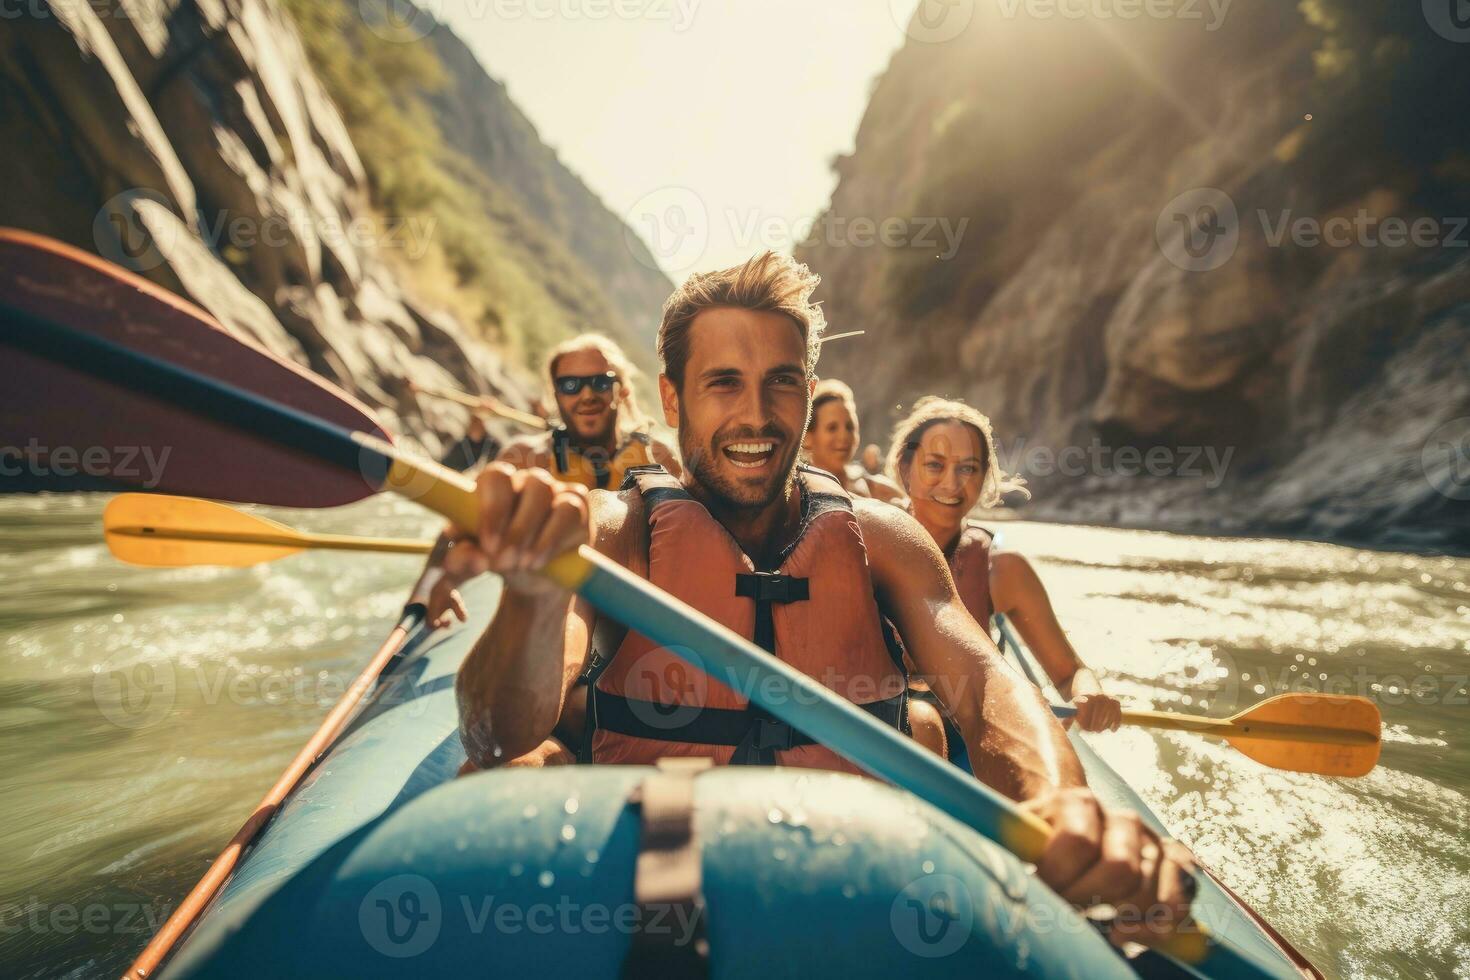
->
xmin=886 ymin=397 xmax=1029 ymax=508
xmin=657 ymin=251 xmax=826 ymax=390
xmin=545 ymin=333 xmax=648 ymax=434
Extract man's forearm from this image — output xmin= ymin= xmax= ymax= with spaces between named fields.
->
xmin=456 ymin=586 xmax=572 ymax=766
xmin=953 ymin=654 xmax=1087 ymax=801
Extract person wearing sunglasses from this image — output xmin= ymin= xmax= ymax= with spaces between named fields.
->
xmin=420 ymin=334 xmax=678 ymax=629
xmin=497 ymin=333 xmax=679 ymax=491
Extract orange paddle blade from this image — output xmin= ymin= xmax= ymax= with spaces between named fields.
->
xmin=104 ymin=494 xmax=305 ymax=567
xmin=1222 ymin=694 xmax=1381 ymax=778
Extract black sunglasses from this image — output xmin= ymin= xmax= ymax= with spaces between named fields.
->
xmin=554 ymin=372 xmax=619 ymax=396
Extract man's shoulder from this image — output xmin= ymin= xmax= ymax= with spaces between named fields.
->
xmin=853 ymin=497 xmax=947 ymax=580
xmin=588 ymin=484 xmax=647 ymax=566
xmin=852 ymin=494 xmax=917 ymax=537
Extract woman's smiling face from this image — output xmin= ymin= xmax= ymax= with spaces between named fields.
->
xmin=905 ymin=420 xmax=986 ymax=531
xmin=803 ymin=398 xmax=858 ymax=476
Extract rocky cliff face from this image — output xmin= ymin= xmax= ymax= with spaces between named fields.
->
xmin=798 ymin=2 xmax=1470 ymax=552
xmin=0 ymin=0 xmax=666 ymax=454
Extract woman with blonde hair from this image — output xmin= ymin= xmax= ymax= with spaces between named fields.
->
xmin=888 ymin=397 xmax=1121 ymax=733
xmin=801 ymin=378 xmax=904 ymax=503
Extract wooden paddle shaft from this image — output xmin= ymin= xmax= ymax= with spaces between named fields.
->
xmin=1121 ymin=709 xmax=1380 ymax=746
xmin=107 ymin=525 xmax=433 ymax=555
xmin=418 ymin=384 xmax=548 ymax=429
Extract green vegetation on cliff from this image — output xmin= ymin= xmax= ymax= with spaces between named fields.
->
xmin=279 ymin=0 xmax=649 ymax=368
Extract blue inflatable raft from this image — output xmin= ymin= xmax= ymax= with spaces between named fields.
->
xmin=158 ymin=576 xmax=1312 ymax=978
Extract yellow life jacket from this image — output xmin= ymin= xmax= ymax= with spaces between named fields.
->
xmin=549 ymin=428 xmax=654 ymax=491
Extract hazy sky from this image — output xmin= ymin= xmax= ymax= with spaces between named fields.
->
xmin=435 ymin=0 xmax=923 ymax=278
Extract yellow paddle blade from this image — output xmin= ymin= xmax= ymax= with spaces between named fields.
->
xmin=104 ymin=493 xmax=306 ymax=568
xmin=1222 ymin=693 xmax=1381 ymax=778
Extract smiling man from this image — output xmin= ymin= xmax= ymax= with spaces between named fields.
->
xmin=446 ymin=252 xmax=1200 ymax=949
xmin=499 ymin=333 xmax=679 ymax=490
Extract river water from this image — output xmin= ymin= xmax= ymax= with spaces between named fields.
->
xmin=0 ymin=494 xmax=1465 ymax=978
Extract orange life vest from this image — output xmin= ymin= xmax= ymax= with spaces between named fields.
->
xmin=586 ymin=465 xmax=908 ymax=773
xmin=549 ymin=428 xmax=654 ymax=491
xmin=946 ymin=522 xmax=995 ymax=629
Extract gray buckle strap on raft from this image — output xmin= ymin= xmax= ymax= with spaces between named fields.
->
xmin=622 ymin=757 xmax=712 ymax=979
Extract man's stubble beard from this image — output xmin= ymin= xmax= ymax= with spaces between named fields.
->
xmin=679 ymin=421 xmax=798 ymax=512
xmin=563 ymin=402 xmax=618 ymax=448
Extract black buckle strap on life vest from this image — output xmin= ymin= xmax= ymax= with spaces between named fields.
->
xmin=621 ymin=757 xmax=711 ymax=980
xmin=732 ymin=572 xmax=811 ymax=762
xmin=551 ymin=426 xmax=571 ymax=475
xmin=733 ymin=571 xmax=809 ymax=655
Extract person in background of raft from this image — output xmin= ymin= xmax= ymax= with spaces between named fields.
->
xmin=801 ymin=379 xmax=904 ymax=503
xmin=499 ymin=333 xmax=680 ymax=488
xmin=437 ymin=412 xmax=501 ymax=473
xmin=419 ymin=334 xmax=680 ymax=629
xmin=888 ymin=396 xmax=1122 ymax=734
xmin=860 ymin=442 xmax=882 ymax=478
xmin=441 ymin=252 xmax=1198 ymax=951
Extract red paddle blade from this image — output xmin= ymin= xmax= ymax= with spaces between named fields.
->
xmin=0 ymin=229 xmax=388 ymax=508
